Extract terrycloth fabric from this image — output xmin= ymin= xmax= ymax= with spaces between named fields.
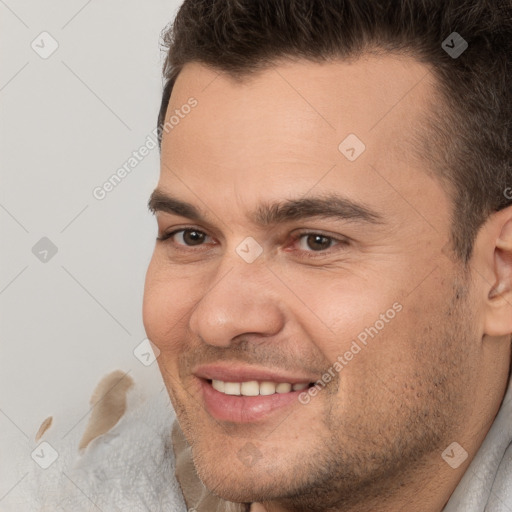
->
xmin=171 ymin=421 xmax=249 ymax=512
xmin=442 ymin=373 xmax=512 ymax=511
xmin=19 ymin=383 xmax=187 ymax=512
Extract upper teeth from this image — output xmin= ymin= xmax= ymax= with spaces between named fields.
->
xmin=211 ymin=380 xmax=309 ymax=396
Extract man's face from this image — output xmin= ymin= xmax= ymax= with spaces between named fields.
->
xmin=143 ymin=56 xmax=483 ymax=508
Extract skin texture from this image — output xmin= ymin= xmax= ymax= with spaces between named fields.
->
xmin=143 ymin=55 xmax=512 ymax=512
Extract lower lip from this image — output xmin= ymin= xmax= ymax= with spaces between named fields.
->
xmin=199 ymin=379 xmax=308 ymax=423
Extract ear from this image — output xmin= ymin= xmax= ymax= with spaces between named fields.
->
xmin=482 ymin=205 xmax=512 ymax=337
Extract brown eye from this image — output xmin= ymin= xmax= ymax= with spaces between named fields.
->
xmin=182 ymin=230 xmax=206 ymax=245
xmin=178 ymin=229 xmax=207 ymax=246
xmin=301 ymin=234 xmax=334 ymax=251
xmin=160 ymin=228 xmax=211 ymax=246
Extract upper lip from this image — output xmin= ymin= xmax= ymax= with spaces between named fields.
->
xmin=193 ymin=363 xmax=317 ymax=384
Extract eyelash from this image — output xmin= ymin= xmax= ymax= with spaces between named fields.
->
xmin=157 ymin=227 xmax=350 ymax=259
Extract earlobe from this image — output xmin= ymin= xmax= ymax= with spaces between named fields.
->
xmin=484 ymin=209 xmax=512 ymax=337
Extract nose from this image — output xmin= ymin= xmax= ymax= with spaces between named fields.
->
xmin=188 ymin=261 xmax=286 ymax=348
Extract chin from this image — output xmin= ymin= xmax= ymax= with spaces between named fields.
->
xmin=193 ymin=444 xmax=299 ymax=504
xmin=195 ymin=464 xmax=257 ymax=502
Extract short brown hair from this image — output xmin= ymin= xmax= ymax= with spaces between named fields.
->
xmin=157 ymin=0 xmax=511 ymax=264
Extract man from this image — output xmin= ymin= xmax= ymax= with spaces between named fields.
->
xmin=143 ymin=0 xmax=512 ymax=511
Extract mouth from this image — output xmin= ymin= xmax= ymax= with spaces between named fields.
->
xmin=210 ymin=379 xmax=312 ymax=396
xmin=193 ymin=364 xmax=317 ymax=423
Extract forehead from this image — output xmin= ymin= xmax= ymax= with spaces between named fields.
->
xmin=164 ymin=55 xmax=433 ymax=150
xmin=159 ymin=56 xmax=448 ymax=232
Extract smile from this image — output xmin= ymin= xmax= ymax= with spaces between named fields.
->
xmin=193 ymin=364 xmax=319 ymax=422
xmin=211 ymin=379 xmax=310 ymax=396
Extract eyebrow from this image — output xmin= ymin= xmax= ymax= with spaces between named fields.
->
xmin=148 ymin=189 xmax=384 ymax=227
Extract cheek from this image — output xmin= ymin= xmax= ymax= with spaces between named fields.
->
xmin=285 ymin=272 xmax=400 ymax=356
xmin=143 ymin=262 xmax=185 ymax=346
xmin=142 ymin=257 xmax=209 ymax=348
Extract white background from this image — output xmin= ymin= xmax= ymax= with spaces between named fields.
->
xmin=0 ymin=0 xmax=181 ymax=506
